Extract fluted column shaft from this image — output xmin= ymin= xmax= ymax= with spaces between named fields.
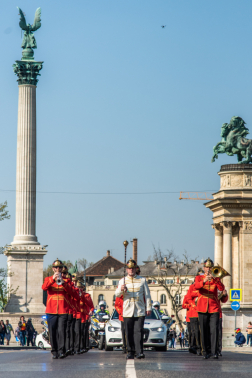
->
xmin=12 ymin=84 xmax=39 ymax=245
xmin=213 ymin=224 xmax=223 ymax=266
xmin=222 ymin=222 xmax=232 ymax=295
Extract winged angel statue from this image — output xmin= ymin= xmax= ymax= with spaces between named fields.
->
xmin=17 ymin=7 xmax=41 ymax=50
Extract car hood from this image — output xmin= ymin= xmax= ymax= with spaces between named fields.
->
xmin=143 ymin=319 xmax=164 ymax=329
xmin=106 ymin=319 xmax=121 ymax=328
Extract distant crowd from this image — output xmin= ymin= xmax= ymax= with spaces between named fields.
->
xmin=0 ymin=316 xmax=37 ymax=346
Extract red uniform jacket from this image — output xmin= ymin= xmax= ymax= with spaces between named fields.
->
xmin=83 ymin=293 xmax=94 ymax=322
xmin=187 ymin=284 xmax=199 ymax=318
xmin=80 ymin=293 xmax=89 ymax=323
xmin=115 ymin=296 xmax=124 ymax=321
xmin=194 ymin=275 xmax=225 ymax=313
xmin=182 ymin=294 xmax=191 ymax=322
xmin=42 ymin=276 xmax=73 ymax=314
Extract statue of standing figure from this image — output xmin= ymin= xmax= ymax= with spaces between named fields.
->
xmin=17 ymin=7 xmax=41 ymax=60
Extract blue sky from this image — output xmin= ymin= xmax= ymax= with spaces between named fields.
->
xmin=0 ymin=1 xmax=252 ymax=268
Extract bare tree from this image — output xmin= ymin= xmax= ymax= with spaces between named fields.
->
xmin=0 ymin=201 xmax=10 ymax=222
xmin=150 ymin=247 xmax=198 ymax=328
xmin=78 ymin=258 xmax=93 ymax=271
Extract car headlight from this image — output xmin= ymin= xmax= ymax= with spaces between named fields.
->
xmin=108 ymin=326 xmax=120 ymax=332
xmin=150 ymin=326 xmax=165 ymax=332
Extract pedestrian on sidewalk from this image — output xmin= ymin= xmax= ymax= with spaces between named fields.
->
xmin=246 ymin=322 xmax=252 ymax=347
xmin=19 ymin=316 xmax=27 ymax=346
xmin=170 ymin=328 xmax=176 ymax=349
xmin=0 ymin=320 xmax=6 ymax=345
xmin=179 ymin=328 xmax=185 ymax=348
xmin=26 ymin=318 xmax=35 ymax=346
xmin=234 ymin=328 xmax=246 ymax=347
xmin=5 ymin=320 xmax=14 ymax=346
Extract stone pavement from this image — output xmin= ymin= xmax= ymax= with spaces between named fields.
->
xmin=0 ymin=349 xmax=252 ymax=378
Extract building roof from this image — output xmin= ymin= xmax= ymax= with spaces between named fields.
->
xmin=106 ymin=260 xmax=204 ymax=279
xmin=84 ymin=253 xmax=124 ymax=277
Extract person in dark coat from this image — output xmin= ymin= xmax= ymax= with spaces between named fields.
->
xmin=26 ymin=318 xmax=35 ymax=346
xmin=234 ymin=328 xmax=246 ymax=347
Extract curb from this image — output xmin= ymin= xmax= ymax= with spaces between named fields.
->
xmin=0 ymin=346 xmax=41 ymax=350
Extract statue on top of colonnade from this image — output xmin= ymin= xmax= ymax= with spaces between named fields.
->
xmin=17 ymin=7 xmax=41 ymax=61
xmin=212 ymin=116 xmax=252 ymax=164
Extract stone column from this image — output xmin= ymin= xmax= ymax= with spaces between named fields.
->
xmin=11 ymin=61 xmax=43 ymax=245
xmin=212 ymin=223 xmax=223 ymax=266
xmin=222 ymin=222 xmax=233 ymax=296
xmin=4 ymin=59 xmax=47 ymax=314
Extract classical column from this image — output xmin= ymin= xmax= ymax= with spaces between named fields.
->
xmin=222 ymin=222 xmax=233 ymax=295
xmin=212 ymin=223 xmax=223 ymax=266
xmin=12 ymin=79 xmax=41 ymax=245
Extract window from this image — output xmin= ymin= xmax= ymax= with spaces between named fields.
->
xmin=94 ymin=281 xmax=104 ymax=286
xmin=181 ymin=279 xmax=188 ymax=284
xmin=175 ymin=294 xmax=181 ymax=305
xmin=113 ymin=280 xmax=119 ymax=286
xmin=166 ymin=279 xmax=174 ymax=284
xmin=98 ymin=294 xmax=104 ymax=303
xmin=160 ymin=294 xmax=166 ymax=304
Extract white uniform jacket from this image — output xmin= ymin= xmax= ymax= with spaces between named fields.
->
xmin=115 ymin=275 xmax=152 ymax=318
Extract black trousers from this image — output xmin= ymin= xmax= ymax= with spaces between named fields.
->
xmin=85 ymin=322 xmax=90 ymax=349
xmin=27 ymin=332 xmax=34 ymax=346
xmin=121 ymin=321 xmax=126 ymax=351
xmin=72 ymin=317 xmax=76 ymax=351
xmin=65 ymin=314 xmax=73 ymax=352
xmin=47 ymin=314 xmax=68 ymax=356
xmin=124 ymin=316 xmax=144 ymax=355
xmin=80 ymin=322 xmax=86 ymax=350
xmin=198 ymin=312 xmax=219 ymax=356
xmin=217 ymin=317 xmax=222 ymax=353
xmin=187 ymin=322 xmax=192 ymax=347
xmin=190 ymin=317 xmax=200 ymax=350
xmin=74 ymin=318 xmax=81 ymax=352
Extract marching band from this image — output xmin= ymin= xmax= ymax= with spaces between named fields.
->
xmin=42 ymin=256 xmax=229 ymax=360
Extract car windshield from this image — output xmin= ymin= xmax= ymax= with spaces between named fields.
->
xmin=111 ymin=310 xmax=119 ymax=320
xmin=145 ymin=309 xmax=159 ymax=320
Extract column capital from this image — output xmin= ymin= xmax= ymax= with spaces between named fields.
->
xmin=212 ymin=223 xmax=223 ymax=233
xmin=221 ymin=221 xmax=233 ymax=232
xmin=13 ymin=60 xmax=43 ymax=86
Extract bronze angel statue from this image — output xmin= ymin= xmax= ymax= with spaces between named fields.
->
xmin=17 ymin=7 xmax=41 ymax=50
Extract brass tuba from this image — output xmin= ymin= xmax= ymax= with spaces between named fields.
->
xmin=211 ymin=263 xmax=231 ymax=279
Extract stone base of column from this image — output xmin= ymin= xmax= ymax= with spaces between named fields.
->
xmin=4 ymin=245 xmax=47 ymax=313
xmin=11 ymin=235 xmax=40 ymax=245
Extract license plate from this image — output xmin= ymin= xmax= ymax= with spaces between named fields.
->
xmin=98 ymin=332 xmax=105 ymax=335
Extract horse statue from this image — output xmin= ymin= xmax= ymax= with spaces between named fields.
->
xmin=212 ymin=116 xmax=252 ymax=164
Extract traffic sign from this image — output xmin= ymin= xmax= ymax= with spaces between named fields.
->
xmin=230 ymin=288 xmax=242 ymax=301
xmin=231 ymin=301 xmax=240 ymax=311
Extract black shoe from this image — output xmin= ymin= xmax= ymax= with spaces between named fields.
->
xmin=126 ymin=353 xmax=134 ymax=360
xmin=71 ymin=351 xmax=75 ymax=355
xmin=52 ymin=355 xmax=58 ymax=359
xmin=83 ymin=349 xmax=87 ymax=353
xmin=189 ymin=347 xmax=197 ymax=355
xmin=65 ymin=350 xmax=71 ymax=356
xmin=213 ymin=354 xmax=218 ymax=359
xmin=58 ymin=353 xmax=65 ymax=359
xmin=80 ymin=350 xmax=84 ymax=354
xmin=76 ymin=351 xmax=81 ymax=355
xmin=197 ymin=351 xmax=202 ymax=356
xmin=203 ymin=354 xmax=209 ymax=359
xmin=140 ymin=353 xmax=145 ymax=359
xmin=135 ymin=353 xmax=142 ymax=359
xmin=218 ymin=352 xmax=222 ymax=357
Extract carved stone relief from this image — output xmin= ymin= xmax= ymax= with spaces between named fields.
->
xmin=244 ymin=174 xmax=252 ymax=187
xmin=243 ymin=221 xmax=252 ymax=231
xmin=231 ymin=175 xmax=243 ymax=187
xmin=221 ymin=174 xmax=231 ymax=188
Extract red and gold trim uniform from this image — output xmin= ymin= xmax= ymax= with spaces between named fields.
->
xmin=42 ymin=276 xmax=73 ymax=314
xmin=114 ymin=295 xmax=126 ymax=351
xmin=194 ymin=275 xmax=224 ymax=313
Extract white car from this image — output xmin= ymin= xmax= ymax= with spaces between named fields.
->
xmin=35 ymin=331 xmax=51 ymax=349
xmin=105 ymin=309 xmax=167 ymax=351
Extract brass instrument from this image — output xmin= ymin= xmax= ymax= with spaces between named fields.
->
xmin=56 ymin=272 xmax=64 ymax=285
xmin=211 ymin=264 xmax=231 ymax=279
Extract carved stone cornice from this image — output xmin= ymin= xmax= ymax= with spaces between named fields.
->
xmin=13 ymin=60 xmax=43 ymax=86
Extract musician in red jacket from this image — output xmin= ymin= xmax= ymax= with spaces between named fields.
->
xmin=187 ymin=283 xmax=200 ymax=355
xmin=194 ymin=258 xmax=225 ymax=359
xmin=182 ymin=294 xmax=193 ymax=352
xmin=115 ymin=295 xmax=126 ymax=353
xmin=42 ymin=258 xmax=74 ymax=359
xmin=82 ymin=285 xmax=94 ymax=351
